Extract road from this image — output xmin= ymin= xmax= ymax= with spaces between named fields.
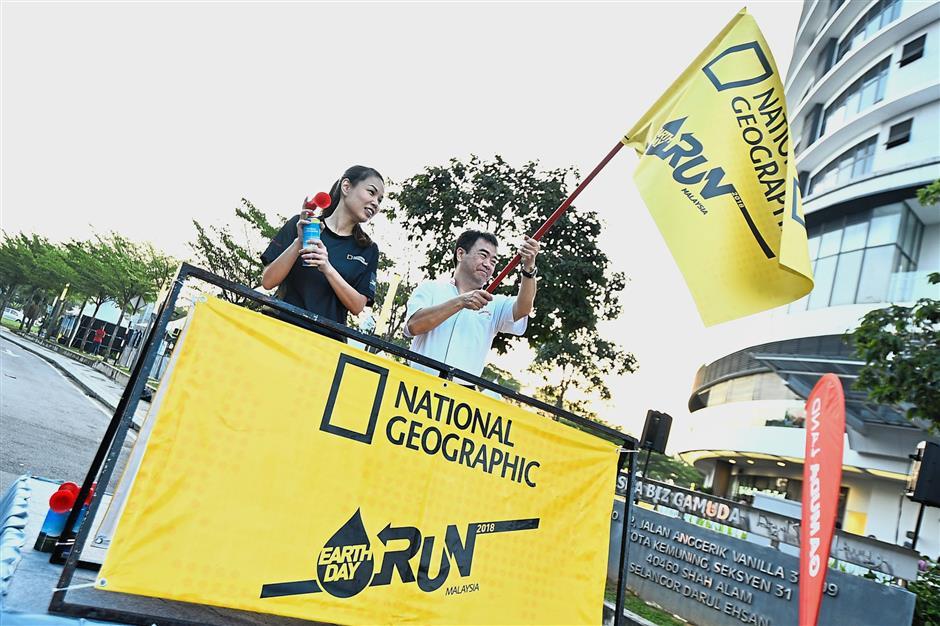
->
xmin=0 ymin=335 xmax=135 ymax=493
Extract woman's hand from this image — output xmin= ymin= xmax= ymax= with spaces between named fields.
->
xmin=296 ymin=209 xmax=314 ymax=246
xmin=301 ymin=240 xmax=333 ymax=274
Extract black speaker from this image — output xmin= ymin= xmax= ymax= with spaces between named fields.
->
xmin=640 ymin=410 xmax=672 ymax=454
xmin=907 ymin=441 xmax=940 ymax=507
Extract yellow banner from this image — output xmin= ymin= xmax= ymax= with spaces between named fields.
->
xmin=624 ymin=8 xmax=813 ymax=326
xmin=98 ymin=297 xmax=617 ymax=625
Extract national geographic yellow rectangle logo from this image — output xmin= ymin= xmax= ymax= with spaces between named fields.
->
xmin=320 ymin=354 xmax=388 ymax=444
xmin=98 ymin=297 xmax=617 ymax=625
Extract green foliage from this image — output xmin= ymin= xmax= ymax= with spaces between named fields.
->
xmin=910 ymin=560 xmax=940 ymax=626
xmin=388 ymin=155 xmax=636 ymax=404
xmin=482 ymin=364 xmax=522 ymax=394
xmin=641 ymin=451 xmax=704 ymax=488
xmin=0 ymin=233 xmax=33 ymax=301
xmin=0 ymin=229 xmax=174 ymax=349
xmin=916 ymin=179 xmax=940 ymax=207
xmin=535 ymin=384 xmax=600 ymax=421
xmin=65 ymin=237 xmax=121 ymax=348
xmin=94 ymin=234 xmax=177 ymax=359
xmin=189 ymin=198 xmax=283 ymax=307
xmin=851 ymin=272 xmax=940 ymax=431
xmin=0 ymin=234 xmax=76 ymax=332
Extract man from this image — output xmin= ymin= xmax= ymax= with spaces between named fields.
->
xmin=404 ymin=230 xmax=539 ymax=378
xmin=92 ymin=325 xmax=106 ymax=355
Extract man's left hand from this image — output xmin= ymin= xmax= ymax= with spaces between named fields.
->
xmin=519 ymin=236 xmax=539 ymax=271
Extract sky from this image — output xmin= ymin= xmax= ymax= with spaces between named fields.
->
xmin=1 ymin=0 xmax=805 ymax=450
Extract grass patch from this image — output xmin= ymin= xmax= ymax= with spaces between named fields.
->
xmin=605 ymin=581 xmax=687 ymax=626
xmin=624 ymin=594 xmax=687 ymax=626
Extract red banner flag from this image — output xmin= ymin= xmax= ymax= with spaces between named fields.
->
xmin=799 ymin=373 xmax=846 ymax=626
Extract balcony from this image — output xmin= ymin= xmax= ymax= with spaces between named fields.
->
xmin=790 ymin=2 xmax=939 ymax=124
xmin=801 ymin=156 xmax=940 ymax=213
xmin=795 ymin=82 xmax=940 ymax=175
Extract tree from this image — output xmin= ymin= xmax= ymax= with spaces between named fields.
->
xmin=851 ymin=272 xmax=940 ymax=431
xmin=31 ymin=241 xmax=77 ymax=338
xmin=639 ymin=452 xmax=704 ymax=488
xmin=97 ymin=234 xmax=159 ymax=360
xmin=65 ymin=237 xmax=118 ymax=352
xmin=189 ymin=198 xmax=282 ymax=306
xmin=388 ymin=155 xmax=636 ymax=406
xmin=910 ymin=559 xmax=940 ymax=626
xmin=0 ymin=233 xmax=34 ymax=315
xmin=531 ymin=328 xmax=636 ymax=409
xmin=483 ymin=364 xmax=522 ymax=394
xmin=916 ymin=179 xmax=940 ymax=207
xmin=0 ymin=235 xmax=72 ymax=333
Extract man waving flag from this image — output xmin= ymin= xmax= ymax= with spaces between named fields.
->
xmin=623 ymin=8 xmax=813 ymax=326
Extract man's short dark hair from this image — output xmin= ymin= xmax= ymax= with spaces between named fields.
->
xmin=454 ymin=230 xmax=498 ymax=264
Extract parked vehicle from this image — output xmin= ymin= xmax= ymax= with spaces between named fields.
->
xmin=3 ymin=307 xmax=24 ymax=322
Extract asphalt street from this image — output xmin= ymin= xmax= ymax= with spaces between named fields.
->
xmin=0 ymin=334 xmax=136 ymax=493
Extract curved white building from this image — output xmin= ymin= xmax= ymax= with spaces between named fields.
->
xmin=678 ymin=0 xmax=940 ymax=559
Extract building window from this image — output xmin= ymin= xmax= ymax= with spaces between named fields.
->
xmin=808 ymin=136 xmax=877 ymax=195
xmin=885 ymin=118 xmax=913 ymax=148
xmin=821 ymin=57 xmax=890 ymax=136
xmin=836 ymin=0 xmax=903 ymax=62
xmin=828 ymin=0 xmax=846 ymax=19
xmin=698 ymin=372 xmax=800 ymax=409
xmin=798 ymin=171 xmax=810 ymax=196
xmin=804 ymin=104 xmax=824 ymax=147
xmin=798 ymin=202 xmax=924 ymax=309
xmin=816 ymin=38 xmax=838 ymax=79
xmin=899 ymin=34 xmax=926 ymax=67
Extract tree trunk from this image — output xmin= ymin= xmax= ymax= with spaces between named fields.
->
xmin=42 ymin=290 xmax=68 ymax=340
xmin=79 ymin=299 xmax=106 ymax=352
xmin=68 ymin=298 xmax=90 ymax=345
xmin=0 ymin=283 xmax=19 ymax=320
xmin=18 ymin=293 xmax=36 ymax=331
xmin=104 ymin=306 xmax=126 ymax=363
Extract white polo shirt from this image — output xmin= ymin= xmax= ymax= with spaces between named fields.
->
xmin=404 ymin=278 xmax=528 ymax=377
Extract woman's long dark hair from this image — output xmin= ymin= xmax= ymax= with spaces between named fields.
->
xmin=323 ymin=165 xmax=383 ymax=248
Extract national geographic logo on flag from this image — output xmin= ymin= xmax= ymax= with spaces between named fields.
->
xmin=260 ymin=509 xmax=539 ymax=599
xmin=623 ymin=9 xmax=814 ymax=326
xmin=641 ymin=37 xmax=800 ymax=260
xmin=320 ymin=355 xmax=542 ymax=488
xmin=702 ymin=41 xmax=773 ymax=92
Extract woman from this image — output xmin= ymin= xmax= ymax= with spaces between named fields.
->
xmin=261 ymin=165 xmax=383 ymax=328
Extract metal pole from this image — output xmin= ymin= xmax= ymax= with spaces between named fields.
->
xmin=614 ymin=447 xmax=638 ymax=626
xmin=911 ymin=502 xmax=926 ymax=551
xmin=49 ymin=269 xmax=185 ymax=568
xmin=486 ymin=140 xmax=625 ymax=292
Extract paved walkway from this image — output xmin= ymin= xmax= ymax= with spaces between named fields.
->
xmin=0 ymin=328 xmax=149 ymax=429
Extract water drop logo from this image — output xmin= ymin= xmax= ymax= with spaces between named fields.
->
xmin=260 ymin=511 xmax=539 ymax=600
xmin=316 ymin=509 xmax=374 ymax=598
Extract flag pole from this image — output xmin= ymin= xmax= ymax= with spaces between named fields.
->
xmin=486 ymin=139 xmax=626 ymax=293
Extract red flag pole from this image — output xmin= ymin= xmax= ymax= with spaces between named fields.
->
xmin=486 ymin=140 xmax=626 ymax=292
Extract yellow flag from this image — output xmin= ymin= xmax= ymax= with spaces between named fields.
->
xmin=97 ymin=297 xmax=616 ymax=625
xmin=624 ymin=8 xmax=813 ymax=326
